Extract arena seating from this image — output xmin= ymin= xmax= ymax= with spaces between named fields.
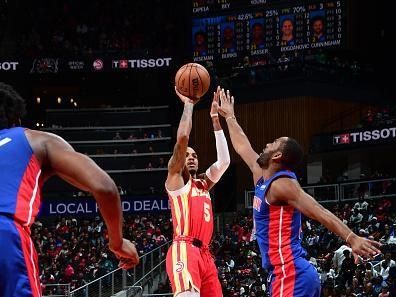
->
xmin=37 ymin=214 xmax=171 ymax=295
xmin=38 ymin=194 xmax=395 ymax=296
xmin=14 ymin=0 xmax=179 ymax=56
xmin=42 ymin=106 xmax=172 ymax=195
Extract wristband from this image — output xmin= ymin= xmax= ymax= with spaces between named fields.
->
xmin=345 ymin=231 xmax=353 ymax=244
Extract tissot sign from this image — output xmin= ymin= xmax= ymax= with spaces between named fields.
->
xmin=333 ymin=127 xmax=396 ymax=145
xmin=112 ymin=57 xmax=172 ymax=69
xmin=0 ymin=61 xmax=19 ymax=71
xmin=311 ymin=126 xmax=396 ymax=153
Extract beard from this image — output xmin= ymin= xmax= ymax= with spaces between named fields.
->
xmin=257 ymin=152 xmax=270 ymax=169
xmin=185 ymin=164 xmax=197 ymax=177
xmin=188 ymin=168 xmax=197 ymax=176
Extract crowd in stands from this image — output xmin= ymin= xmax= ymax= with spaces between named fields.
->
xmin=210 ymin=197 xmax=395 ymax=297
xmin=319 ymin=170 xmax=395 ymax=185
xmin=88 ymin=130 xmax=170 ymax=171
xmin=112 ymin=129 xmax=165 ymax=142
xmin=312 ymin=170 xmax=396 ymax=204
xmin=33 ymin=214 xmax=172 ymax=294
xmin=212 ymin=217 xmax=267 ymax=297
xmin=219 ymin=49 xmax=375 ymax=89
xmin=359 ymin=106 xmax=396 ymax=128
xmin=15 ymin=0 xmax=179 ymax=56
xmin=33 ymin=195 xmax=395 ymax=296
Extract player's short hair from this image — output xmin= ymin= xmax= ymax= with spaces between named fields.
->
xmin=280 ymin=137 xmax=303 ymax=171
xmin=282 ymin=18 xmax=294 ymax=26
xmin=194 ymin=31 xmax=206 ymax=40
xmin=311 ymin=16 xmax=325 ymax=27
xmin=0 ymin=82 xmax=26 ymax=129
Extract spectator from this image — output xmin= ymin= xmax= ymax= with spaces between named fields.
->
xmin=354 ymin=198 xmax=369 ymax=211
xmin=367 ymin=216 xmax=380 ymax=236
xmin=350 ymin=208 xmax=364 ymax=225
xmin=340 ymin=250 xmax=356 ymax=287
xmin=157 ymin=129 xmax=163 ymax=138
xmin=379 ymin=283 xmax=389 ymax=297
xmin=64 ymin=264 xmax=75 ymax=281
xmin=158 ymin=157 xmax=166 ymax=168
xmin=113 ymin=132 xmax=122 ymax=140
xmin=380 ymin=253 xmax=396 ymax=280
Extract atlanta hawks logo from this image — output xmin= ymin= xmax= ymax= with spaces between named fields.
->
xmin=175 ymin=261 xmax=185 ymax=273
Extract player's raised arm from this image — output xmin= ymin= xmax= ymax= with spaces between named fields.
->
xmin=217 ymin=89 xmax=261 ymax=183
xmin=203 ymin=86 xmax=230 ymax=190
xmin=166 ymin=87 xmax=196 ymax=190
xmin=269 ymin=177 xmax=382 ymax=262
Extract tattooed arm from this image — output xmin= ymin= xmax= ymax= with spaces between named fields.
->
xmin=166 ymin=87 xmax=196 ymax=191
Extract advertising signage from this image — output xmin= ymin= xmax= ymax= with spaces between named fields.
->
xmin=0 ymin=57 xmax=174 ymax=75
xmin=311 ymin=126 xmax=396 ymax=153
xmin=39 ymin=196 xmax=170 ymax=217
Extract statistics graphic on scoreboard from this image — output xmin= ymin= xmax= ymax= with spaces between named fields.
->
xmin=192 ymin=0 xmax=345 ymax=62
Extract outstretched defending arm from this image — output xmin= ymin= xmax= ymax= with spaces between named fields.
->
xmin=166 ymin=87 xmax=196 ymax=191
xmin=217 ymin=89 xmax=261 ymax=183
xmin=203 ymin=86 xmax=230 ymax=190
xmin=269 ymin=177 xmax=382 ymax=262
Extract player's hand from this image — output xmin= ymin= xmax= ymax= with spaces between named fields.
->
xmin=175 ymin=86 xmax=197 ymax=105
xmin=210 ymin=86 xmax=221 ymax=116
xmin=218 ymin=88 xmax=235 ymax=119
xmin=110 ymin=238 xmax=140 ymax=270
xmin=348 ymin=234 xmax=381 ymax=264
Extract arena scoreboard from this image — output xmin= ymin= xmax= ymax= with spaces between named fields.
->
xmin=192 ymin=0 xmax=345 ymax=62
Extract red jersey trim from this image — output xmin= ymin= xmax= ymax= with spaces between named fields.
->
xmin=14 ymin=155 xmax=42 ymax=227
xmin=165 ymin=179 xmax=192 ymax=197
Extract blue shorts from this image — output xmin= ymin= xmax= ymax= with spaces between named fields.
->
xmin=0 ymin=215 xmax=41 ymax=297
xmin=269 ymin=257 xmax=320 ymax=297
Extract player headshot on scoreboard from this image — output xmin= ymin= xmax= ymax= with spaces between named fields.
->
xmin=192 ymin=27 xmax=208 ymax=56
xmin=250 ymin=19 xmax=265 ymax=50
xmin=221 ymin=22 xmax=236 ymax=53
xmin=310 ymin=12 xmax=326 ymax=43
xmin=279 ymin=15 xmax=296 ymax=46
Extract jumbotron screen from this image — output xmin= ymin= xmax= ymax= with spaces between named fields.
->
xmin=192 ymin=0 xmax=345 ymax=62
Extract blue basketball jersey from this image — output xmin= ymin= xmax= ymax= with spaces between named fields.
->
xmin=253 ymin=170 xmax=306 ymax=270
xmin=0 ymin=127 xmax=43 ymax=296
xmin=0 ymin=127 xmax=42 ymax=226
xmin=252 ymin=170 xmax=320 ymax=296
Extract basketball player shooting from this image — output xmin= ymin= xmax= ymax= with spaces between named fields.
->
xmin=217 ymin=89 xmax=381 ymax=297
xmin=0 ymin=83 xmax=139 ymax=297
xmin=165 ymin=86 xmax=230 ymax=297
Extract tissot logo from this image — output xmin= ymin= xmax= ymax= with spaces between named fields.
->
xmin=112 ymin=58 xmax=172 ymax=69
xmin=333 ymin=127 xmax=396 ymax=145
xmin=0 ymin=62 xmax=19 ymax=71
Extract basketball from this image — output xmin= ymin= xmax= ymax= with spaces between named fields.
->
xmin=175 ymin=63 xmax=210 ymax=100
